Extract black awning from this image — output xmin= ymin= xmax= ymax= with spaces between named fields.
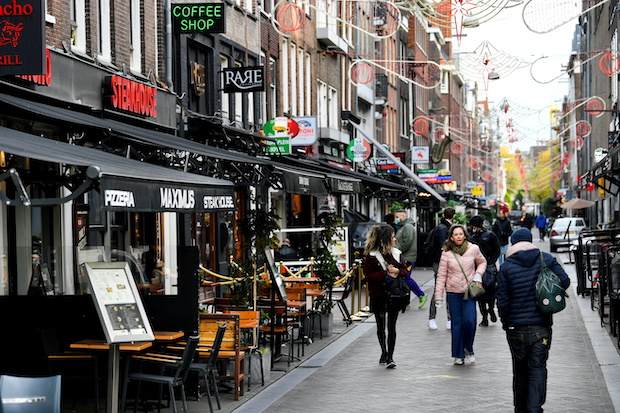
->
xmin=278 ymin=166 xmax=328 ymax=196
xmin=0 ymin=92 xmax=274 ymax=167
xmin=580 ymin=146 xmax=620 ymax=194
xmin=0 ymin=126 xmax=235 ymax=213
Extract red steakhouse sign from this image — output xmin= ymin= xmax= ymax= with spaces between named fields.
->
xmin=104 ymin=75 xmax=157 ymax=117
xmin=0 ymin=0 xmax=45 ymax=76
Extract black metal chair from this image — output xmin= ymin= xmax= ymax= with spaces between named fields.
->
xmin=0 ymin=374 xmax=61 ymax=413
xmin=120 ymin=334 xmax=199 ymax=413
xmin=188 ymin=323 xmax=226 ymax=413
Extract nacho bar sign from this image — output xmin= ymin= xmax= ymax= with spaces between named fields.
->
xmin=0 ymin=0 xmax=45 ymax=76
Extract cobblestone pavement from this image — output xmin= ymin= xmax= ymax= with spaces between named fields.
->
xmin=180 ymin=239 xmax=620 ymax=413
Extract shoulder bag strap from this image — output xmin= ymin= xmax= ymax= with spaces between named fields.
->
xmin=452 ymin=251 xmax=470 ymax=299
xmin=375 ymin=253 xmax=388 ymax=271
xmin=539 ymin=250 xmax=547 ymax=269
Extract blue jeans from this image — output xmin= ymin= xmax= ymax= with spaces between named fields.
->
xmin=446 ymin=292 xmax=477 ymax=358
xmin=499 ymin=244 xmax=508 ymax=265
xmin=506 ymin=325 xmax=551 ymax=413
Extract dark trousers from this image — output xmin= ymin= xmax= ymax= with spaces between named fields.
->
xmin=538 ymin=227 xmax=546 ymax=240
xmin=371 ymin=296 xmax=400 ymax=360
xmin=506 ymin=325 xmax=552 ymax=413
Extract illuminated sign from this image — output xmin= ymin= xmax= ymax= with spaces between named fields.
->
xmin=418 ymin=168 xmax=452 ymax=184
xmin=0 ymin=0 xmax=45 ymax=76
xmin=172 ymin=3 xmax=225 ymax=34
xmin=104 ymin=75 xmax=157 ymax=117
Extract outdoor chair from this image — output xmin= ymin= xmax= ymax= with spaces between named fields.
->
xmin=120 ymin=334 xmax=199 ymax=413
xmin=0 ymin=374 xmax=61 ymax=413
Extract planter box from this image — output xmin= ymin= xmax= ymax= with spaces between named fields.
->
xmin=311 ymin=313 xmax=334 ymax=338
xmin=244 ymin=350 xmax=271 ymax=384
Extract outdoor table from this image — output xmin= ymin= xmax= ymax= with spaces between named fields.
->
xmin=152 ymin=331 xmax=184 ymax=341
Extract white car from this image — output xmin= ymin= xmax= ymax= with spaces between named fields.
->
xmin=549 ymin=217 xmax=587 ymax=252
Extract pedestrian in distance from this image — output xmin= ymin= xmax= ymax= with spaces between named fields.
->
xmin=363 ymin=224 xmax=408 ymax=369
xmin=384 ymin=213 xmax=397 ymax=232
xmin=394 ymin=210 xmax=429 ymax=309
xmin=427 ymin=207 xmax=455 ymax=330
xmin=496 ymin=228 xmax=570 ymax=413
xmin=492 ymin=209 xmax=513 ymax=266
xmin=434 ymin=224 xmax=487 ymax=365
xmin=535 ymin=212 xmax=548 ymax=242
xmin=468 ymin=216 xmax=501 ymax=327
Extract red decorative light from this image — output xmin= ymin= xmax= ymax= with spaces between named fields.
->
xmin=352 ymin=63 xmax=374 ymax=85
xmin=585 ymin=98 xmax=604 ymax=116
xmin=434 ymin=128 xmax=446 ymax=142
xmin=471 ymin=160 xmax=480 ymax=170
xmin=276 ymin=2 xmax=306 ymax=32
xmin=599 ymin=52 xmax=620 ymax=76
xmin=482 ymin=171 xmax=493 ymax=182
xmin=572 ymin=137 xmax=584 ymax=150
xmin=413 ymin=118 xmax=429 ymax=135
xmin=576 ymin=121 xmax=591 ymax=137
xmin=451 ymin=142 xmax=463 ymax=154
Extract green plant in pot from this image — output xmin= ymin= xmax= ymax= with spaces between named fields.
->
xmin=313 ymin=212 xmax=344 ymax=314
xmin=229 ymin=207 xmax=281 ymax=309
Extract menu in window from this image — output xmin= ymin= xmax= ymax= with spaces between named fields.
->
xmin=83 ymin=262 xmax=154 ymax=343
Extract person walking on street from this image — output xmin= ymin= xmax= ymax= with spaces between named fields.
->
xmin=363 ymin=225 xmax=408 ymax=369
xmin=535 ymin=212 xmax=548 ymax=242
xmin=493 ymin=209 xmax=513 ymax=266
xmin=435 ymin=224 xmax=487 ymax=365
xmin=468 ymin=216 xmax=501 ymax=327
xmin=428 ymin=207 xmax=455 ymax=330
xmin=497 ymin=228 xmax=570 ymax=413
xmin=394 ymin=210 xmax=428 ymax=309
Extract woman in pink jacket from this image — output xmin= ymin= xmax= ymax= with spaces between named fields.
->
xmin=434 ymin=224 xmax=487 ymax=365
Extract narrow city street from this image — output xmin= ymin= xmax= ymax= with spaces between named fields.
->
xmin=187 ymin=239 xmax=620 ymax=413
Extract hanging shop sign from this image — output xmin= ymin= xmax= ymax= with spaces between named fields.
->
xmin=376 ymin=152 xmax=405 ymax=174
xmin=172 ymin=3 xmax=225 ymax=34
xmin=263 ymin=117 xmax=299 ymax=155
xmin=411 ymin=146 xmax=429 ymax=164
xmin=104 ymin=75 xmax=157 ymax=117
xmin=264 ymin=137 xmax=292 ymax=155
xmin=222 ymin=66 xmax=264 ymax=93
xmin=16 ymin=47 xmax=50 ymax=85
xmin=346 ymin=137 xmax=371 ymax=162
xmin=290 ymin=116 xmax=317 ymax=146
xmin=418 ymin=168 xmax=452 ymax=184
xmin=0 ymin=0 xmax=45 ymax=76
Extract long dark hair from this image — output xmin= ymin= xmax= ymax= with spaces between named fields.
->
xmin=443 ymin=224 xmax=469 ymax=251
xmin=364 ymin=224 xmax=395 ymax=255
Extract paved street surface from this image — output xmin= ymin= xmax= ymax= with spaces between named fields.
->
xmin=181 ymin=239 xmax=620 ymax=413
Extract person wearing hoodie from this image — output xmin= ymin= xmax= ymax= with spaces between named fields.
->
xmin=435 ymin=224 xmax=487 ymax=365
xmin=497 ymin=228 xmax=570 ymax=413
xmin=394 ymin=210 xmax=428 ymax=309
xmin=363 ymin=224 xmax=408 ymax=369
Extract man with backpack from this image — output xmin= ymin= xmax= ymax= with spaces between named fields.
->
xmin=497 ymin=228 xmax=570 ymax=412
xmin=394 ymin=210 xmax=428 ymax=309
xmin=427 ymin=207 xmax=455 ymax=330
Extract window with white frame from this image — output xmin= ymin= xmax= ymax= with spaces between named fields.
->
xmin=318 ymin=81 xmax=327 ymax=128
xmin=269 ymin=57 xmax=277 ymax=120
xmin=290 ymin=43 xmax=297 ymax=116
xmin=71 ymin=0 xmax=86 ymax=53
xmin=441 ymin=70 xmax=449 ymax=94
xmin=234 ymin=62 xmax=243 ymax=126
xmin=282 ymin=39 xmax=289 ymax=114
xmin=305 ymin=52 xmax=311 ymax=115
xmin=298 ymin=47 xmax=304 ymax=116
xmin=328 ymin=85 xmax=338 ymax=129
xmin=129 ymin=0 xmax=141 ymax=71
xmin=98 ymin=0 xmax=112 ymax=62
xmin=220 ymin=55 xmax=230 ymax=121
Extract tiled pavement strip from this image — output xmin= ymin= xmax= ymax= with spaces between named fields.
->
xmin=187 ymin=239 xmax=620 ymax=413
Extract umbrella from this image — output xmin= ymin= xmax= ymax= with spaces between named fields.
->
xmin=560 ymin=198 xmax=595 ymax=210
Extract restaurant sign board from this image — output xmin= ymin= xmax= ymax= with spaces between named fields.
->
xmin=103 ymin=75 xmax=158 ymax=117
xmin=172 ymin=3 xmax=225 ymax=34
xmin=0 ymin=0 xmax=45 ymax=75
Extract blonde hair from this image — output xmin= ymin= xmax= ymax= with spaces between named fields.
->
xmin=364 ymin=225 xmax=395 ymax=255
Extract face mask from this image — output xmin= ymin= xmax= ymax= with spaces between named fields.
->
xmin=395 ymin=218 xmax=401 ymax=224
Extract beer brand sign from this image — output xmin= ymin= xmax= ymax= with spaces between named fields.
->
xmin=0 ymin=0 xmax=45 ymax=76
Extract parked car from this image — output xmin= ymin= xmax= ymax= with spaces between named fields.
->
xmin=508 ymin=211 xmax=523 ymax=227
xmin=549 ymin=217 xmax=587 ymax=252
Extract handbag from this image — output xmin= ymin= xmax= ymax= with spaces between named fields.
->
xmin=452 ymin=251 xmax=485 ymax=300
xmin=535 ymin=251 xmax=567 ymax=313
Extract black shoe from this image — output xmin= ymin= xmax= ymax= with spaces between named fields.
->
xmin=386 ymin=359 xmax=396 ymax=369
xmin=379 ymin=353 xmax=388 ymax=364
xmin=479 ymin=319 xmax=488 ymax=327
xmin=490 ymin=312 xmax=497 ymax=323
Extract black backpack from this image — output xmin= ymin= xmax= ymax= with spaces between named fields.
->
xmin=423 ymin=226 xmax=439 ymax=255
xmin=385 ymin=276 xmax=410 ymax=313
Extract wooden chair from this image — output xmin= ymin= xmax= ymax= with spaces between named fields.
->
xmin=284 ymin=286 xmax=309 ymax=356
xmin=198 ymin=313 xmax=245 ymax=401
xmin=226 ymin=310 xmax=264 ymax=390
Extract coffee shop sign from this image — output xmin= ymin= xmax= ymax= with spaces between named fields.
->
xmin=172 ymin=3 xmax=225 ymax=34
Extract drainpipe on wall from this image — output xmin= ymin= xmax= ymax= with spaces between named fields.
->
xmin=165 ymin=0 xmax=174 ymax=92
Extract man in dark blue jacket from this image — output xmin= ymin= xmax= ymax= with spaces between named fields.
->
xmin=497 ymin=228 xmax=570 ymax=413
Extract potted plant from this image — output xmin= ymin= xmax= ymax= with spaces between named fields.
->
xmin=229 ymin=207 xmax=281 ymax=309
xmin=311 ymin=212 xmax=344 ymax=337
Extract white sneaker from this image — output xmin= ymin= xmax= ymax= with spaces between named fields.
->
xmin=453 ymin=358 xmax=464 ymax=365
xmin=428 ymin=319 xmax=438 ymax=330
xmin=465 ymin=353 xmax=476 ymax=364
xmin=446 ymin=320 xmax=452 ymax=330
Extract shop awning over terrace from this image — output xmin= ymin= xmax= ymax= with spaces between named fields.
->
xmin=0 ymin=126 xmax=235 ymax=213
